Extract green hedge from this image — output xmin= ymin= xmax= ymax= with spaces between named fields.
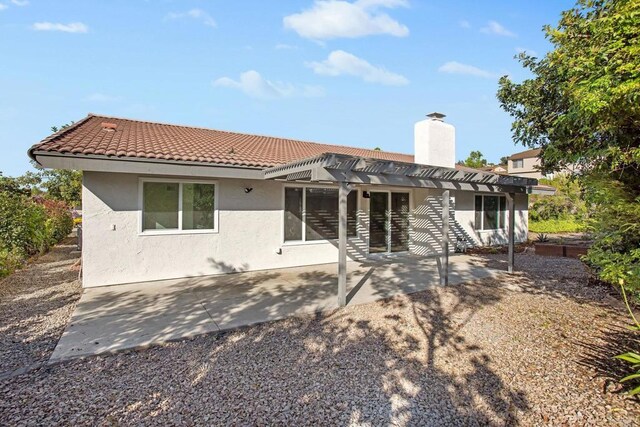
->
xmin=0 ymin=192 xmax=73 ymax=278
xmin=529 ymin=218 xmax=586 ymax=234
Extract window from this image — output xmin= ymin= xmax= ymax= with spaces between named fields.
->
xmin=512 ymin=159 xmax=524 ymax=168
xmin=141 ymin=180 xmax=217 ymax=233
xmin=284 ymin=186 xmax=357 ymax=242
xmin=474 ymin=195 xmax=507 ymax=230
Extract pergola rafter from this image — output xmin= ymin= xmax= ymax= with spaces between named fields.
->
xmin=263 ymin=152 xmax=539 ymax=307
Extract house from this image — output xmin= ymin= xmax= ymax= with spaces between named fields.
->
xmin=29 ymin=112 xmax=545 ymax=304
xmin=507 ymin=148 xmax=577 ymax=179
xmin=507 ymin=148 xmax=545 ymax=179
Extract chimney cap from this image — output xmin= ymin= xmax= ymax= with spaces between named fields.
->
xmin=426 ymin=112 xmax=446 ymax=121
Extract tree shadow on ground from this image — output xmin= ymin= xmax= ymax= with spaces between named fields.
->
xmin=2 ymin=269 xmax=534 ymax=425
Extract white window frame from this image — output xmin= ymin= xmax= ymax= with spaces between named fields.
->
xmin=282 ymin=184 xmax=359 ymax=245
xmin=138 ymin=177 xmax=219 ymax=236
xmin=474 ymin=194 xmax=506 ymax=231
xmin=512 ymin=159 xmax=524 ymax=169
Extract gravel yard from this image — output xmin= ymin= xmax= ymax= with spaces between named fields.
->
xmin=1 ymin=247 xmax=639 ymax=425
xmin=0 ymin=236 xmax=82 ymax=377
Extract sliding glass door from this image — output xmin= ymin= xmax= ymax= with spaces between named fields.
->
xmin=369 ymin=191 xmax=410 ymax=253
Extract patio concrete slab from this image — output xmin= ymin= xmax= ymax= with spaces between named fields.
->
xmin=50 ymin=254 xmax=502 ymax=362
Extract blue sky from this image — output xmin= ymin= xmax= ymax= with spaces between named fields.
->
xmin=0 ymin=0 xmax=574 ymax=177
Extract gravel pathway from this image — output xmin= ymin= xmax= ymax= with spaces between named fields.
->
xmin=1 ymin=252 xmax=638 ymax=425
xmin=0 ymin=237 xmax=82 ymax=377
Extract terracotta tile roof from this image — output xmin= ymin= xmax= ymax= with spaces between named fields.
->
xmin=29 ymin=114 xmax=414 ymax=168
xmin=508 ymin=148 xmax=541 ymax=161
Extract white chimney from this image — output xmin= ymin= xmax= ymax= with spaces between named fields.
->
xmin=414 ymin=112 xmax=456 ymax=168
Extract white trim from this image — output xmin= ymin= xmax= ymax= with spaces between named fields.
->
xmin=34 ymin=153 xmax=263 ymax=180
xmin=138 ymin=177 xmax=219 ymax=236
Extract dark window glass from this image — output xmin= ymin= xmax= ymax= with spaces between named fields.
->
xmin=499 ymin=196 xmax=507 ymax=229
xmin=182 ymin=183 xmax=215 ymax=230
xmin=474 ymin=195 xmax=483 ymax=230
xmin=143 ymin=182 xmax=179 ymax=231
xmin=390 ymin=192 xmax=410 ymax=252
xmin=284 ymin=188 xmax=303 ymax=241
xmin=483 ymin=196 xmax=499 ymax=230
xmin=347 ymin=191 xmax=357 ymax=238
xmin=306 ymin=188 xmax=339 ymax=240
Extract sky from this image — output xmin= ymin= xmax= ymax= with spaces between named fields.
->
xmin=0 ymin=0 xmax=575 ymax=177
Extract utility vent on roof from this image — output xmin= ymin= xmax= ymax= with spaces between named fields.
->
xmin=101 ymin=122 xmax=117 ymax=131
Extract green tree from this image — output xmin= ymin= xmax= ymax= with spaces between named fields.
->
xmin=497 ymin=0 xmax=639 ymax=289
xmin=499 ymin=156 xmax=509 ymax=166
xmin=497 ymin=0 xmax=640 ymax=392
xmin=461 ymin=151 xmax=488 ymax=169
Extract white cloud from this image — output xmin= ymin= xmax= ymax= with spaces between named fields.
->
xmin=438 ymin=61 xmax=497 ymax=79
xmin=515 ymin=46 xmax=538 ymax=56
xmin=86 ymin=93 xmax=122 ymax=102
xmin=480 ymin=20 xmax=516 ymax=37
xmin=167 ymin=9 xmax=216 ymax=28
xmin=307 ymin=50 xmax=409 ymax=86
xmin=458 ymin=19 xmax=470 ymax=29
xmin=283 ymin=0 xmax=409 ymax=40
xmin=213 ymin=70 xmax=324 ymax=99
xmin=0 ymin=4 xmax=7 ymax=11
xmin=32 ymin=22 xmax=88 ymax=33
xmin=11 ymin=0 xmax=29 ymax=5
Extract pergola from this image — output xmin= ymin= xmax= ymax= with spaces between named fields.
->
xmin=264 ymin=153 xmax=540 ymax=307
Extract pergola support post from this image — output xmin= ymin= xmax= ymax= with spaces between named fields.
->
xmin=507 ymin=192 xmax=516 ymax=273
xmin=440 ymin=190 xmax=450 ymax=286
xmin=338 ymin=182 xmax=352 ymax=307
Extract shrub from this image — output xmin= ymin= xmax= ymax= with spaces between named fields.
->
xmin=0 ymin=192 xmax=73 ymax=278
xmin=0 ymin=191 xmax=48 ymax=256
xmin=37 ymin=197 xmax=74 ymax=245
xmin=529 ymin=218 xmax=585 ymax=234
xmin=529 ymin=175 xmax=588 ymax=222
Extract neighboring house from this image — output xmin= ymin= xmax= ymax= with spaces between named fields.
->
xmin=29 ymin=113 xmax=544 ymax=294
xmin=507 ymin=148 xmax=545 ymax=179
xmin=507 ymin=148 xmax=576 ymax=179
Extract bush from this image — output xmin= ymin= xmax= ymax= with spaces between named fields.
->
xmin=582 ymin=175 xmax=640 ymax=300
xmin=529 ymin=218 xmax=585 ymax=234
xmin=0 ymin=191 xmax=48 ymax=256
xmin=0 ymin=191 xmax=73 ymax=278
xmin=37 ymin=197 xmax=74 ymax=245
xmin=529 ymin=175 xmax=588 ymax=222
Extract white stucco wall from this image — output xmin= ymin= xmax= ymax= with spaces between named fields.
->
xmin=409 ymin=189 xmax=528 ymax=256
xmin=82 ymin=171 xmax=529 ymax=288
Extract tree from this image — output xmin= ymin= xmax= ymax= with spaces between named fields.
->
xmin=461 ymin=151 xmax=488 ymax=169
xmin=497 ymin=0 xmax=639 ymax=288
xmin=499 ymin=156 xmax=509 ymax=166
xmin=497 ymin=0 xmax=640 ymax=391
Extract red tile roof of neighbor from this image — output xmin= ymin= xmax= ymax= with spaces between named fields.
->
xmin=30 ymin=114 xmax=415 ymax=169
xmin=508 ymin=148 xmax=541 ymax=161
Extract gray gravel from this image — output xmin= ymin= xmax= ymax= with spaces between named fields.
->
xmin=0 ymin=237 xmax=82 ymax=377
xmin=1 ymin=251 xmax=639 ymax=426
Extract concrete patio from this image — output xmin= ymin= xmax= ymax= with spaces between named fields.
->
xmin=50 ymin=254 xmax=502 ymax=362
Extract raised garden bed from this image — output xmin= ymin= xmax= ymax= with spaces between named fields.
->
xmin=535 ymin=243 xmax=589 ymax=258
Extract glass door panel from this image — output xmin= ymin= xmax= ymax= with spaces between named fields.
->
xmin=390 ymin=192 xmax=410 ymax=252
xmin=369 ymin=192 xmax=388 ymax=253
